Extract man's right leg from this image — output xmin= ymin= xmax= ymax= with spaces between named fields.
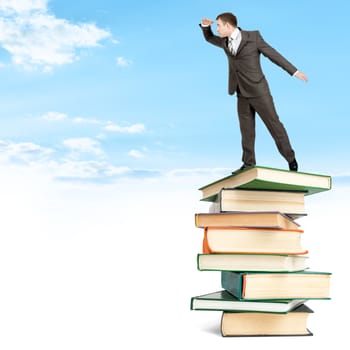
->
xmin=237 ymin=96 xmax=256 ymax=166
xmin=250 ymin=94 xmax=297 ymax=170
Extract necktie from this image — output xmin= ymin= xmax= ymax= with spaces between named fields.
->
xmin=228 ymin=38 xmax=236 ymax=55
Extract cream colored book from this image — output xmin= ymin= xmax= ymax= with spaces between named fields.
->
xmin=221 ymin=304 xmax=313 ymax=337
xmin=197 ymin=254 xmax=308 ymax=272
xmin=222 ymin=271 xmax=331 ymax=300
xmin=212 ymin=189 xmax=306 ymax=217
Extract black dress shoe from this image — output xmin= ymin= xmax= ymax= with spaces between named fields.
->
xmin=289 ymin=159 xmax=298 ymax=171
xmin=232 ymin=164 xmax=252 ymax=174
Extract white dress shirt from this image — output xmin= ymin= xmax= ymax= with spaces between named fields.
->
xmin=228 ymin=27 xmax=242 ymax=55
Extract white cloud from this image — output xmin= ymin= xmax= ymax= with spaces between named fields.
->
xmin=53 ymin=160 xmax=109 ymax=179
xmin=0 ymin=0 xmax=47 ymax=14
xmin=0 ymin=1 xmax=111 ymax=71
xmin=39 ymin=112 xmax=146 ymax=136
xmin=104 ymin=123 xmax=145 ymax=134
xmin=40 ymin=111 xmax=68 ymax=121
xmin=103 ymin=165 xmax=131 ymax=177
xmin=96 ymin=133 xmax=107 ymax=140
xmin=128 ymin=149 xmax=144 ymax=158
xmin=116 ymin=56 xmax=132 ymax=67
xmin=165 ymin=167 xmax=229 ymax=178
xmin=43 ymin=159 xmax=134 ymax=180
xmin=63 ymin=137 xmax=104 ymax=157
xmin=0 ymin=140 xmax=54 ymax=162
xmin=0 ymin=139 xmax=228 ymax=183
xmin=40 ymin=111 xmax=102 ymax=125
xmin=72 ymin=117 xmax=101 ymax=124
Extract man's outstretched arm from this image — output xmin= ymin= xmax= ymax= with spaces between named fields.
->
xmin=257 ymin=31 xmax=308 ymax=82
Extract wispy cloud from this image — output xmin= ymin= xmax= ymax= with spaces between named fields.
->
xmin=0 ymin=138 xmax=228 ymax=182
xmin=0 ymin=140 xmax=54 ymax=162
xmin=52 ymin=160 xmax=131 ymax=180
xmin=0 ymin=0 xmax=47 ymax=14
xmin=128 ymin=149 xmax=144 ymax=158
xmin=45 ymin=159 xmax=161 ymax=182
xmin=104 ymin=123 xmax=145 ymax=134
xmin=63 ymin=137 xmax=104 ymax=158
xmin=39 ymin=111 xmax=146 ymax=134
xmin=1 ymin=137 xmax=343 ymax=187
xmin=40 ymin=111 xmax=68 ymax=121
xmin=164 ymin=167 xmax=229 ymax=181
xmin=40 ymin=111 xmax=102 ymax=125
xmin=116 ymin=56 xmax=132 ymax=67
xmin=0 ymin=0 xmax=111 ymax=71
xmin=72 ymin=117 xmax=101 ymax=124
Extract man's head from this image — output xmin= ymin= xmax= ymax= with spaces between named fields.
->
xmin=215 ymin=12 xmax=237 ymax=38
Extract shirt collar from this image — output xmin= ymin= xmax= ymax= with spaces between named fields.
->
xmin=230 ymin=27 xmax=240 ymax=40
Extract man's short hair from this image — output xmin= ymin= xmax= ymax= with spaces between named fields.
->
xmin=216 ymin=12 xmax=237 ymax=27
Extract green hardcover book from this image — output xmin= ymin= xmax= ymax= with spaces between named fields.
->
xmin=221 ymin=304 xmax=314 ymax=337
xmin=199 ymin=165 xmax=332 ymax=201
xmin=221 ymin=271 xmax=331 ymax=300
xmin=191 ymin=290 xmax=307 ymax=313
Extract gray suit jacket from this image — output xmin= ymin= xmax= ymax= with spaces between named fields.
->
xmin=200 ymin=25 xmax=297 ymax=97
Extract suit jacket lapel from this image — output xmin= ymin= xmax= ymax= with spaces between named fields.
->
xmin=236 ymin=29 xmax=248 ymax=56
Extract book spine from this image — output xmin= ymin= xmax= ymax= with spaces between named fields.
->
xmin=221 ymin=271 xmax=243 ymax=299
xmin=194 ymin=214 xmax=199 ymax=227
xmin=202 ymin=228 xmax=211 ymax=254
xmin=196 ymin=254 xmax=201 ymax=271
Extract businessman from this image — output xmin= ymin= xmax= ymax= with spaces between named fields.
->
xmin=200 ymin=12 xmax=308 ymax=172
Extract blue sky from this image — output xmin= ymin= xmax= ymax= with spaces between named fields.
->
xmin=0 ymin=0 xmax=349 ymax=183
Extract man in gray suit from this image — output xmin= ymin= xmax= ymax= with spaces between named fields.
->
xmin=200 ymin=12 xmax=308 ymax=172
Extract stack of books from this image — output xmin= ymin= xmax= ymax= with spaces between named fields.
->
xmin=191 ymin=166 xmax=332 ymax=337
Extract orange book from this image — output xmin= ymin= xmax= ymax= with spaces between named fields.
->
xmin=202 ymin=227 xmax=308 ymax=255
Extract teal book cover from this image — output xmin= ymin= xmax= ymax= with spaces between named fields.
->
xmin=199 ymin=166 xmax=332 ymax=201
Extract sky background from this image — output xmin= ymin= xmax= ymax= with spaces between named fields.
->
xmin=0 ymin=1 xmax=349 ymax=349
xmin=0 ymin=0 xmax=349 ymax=178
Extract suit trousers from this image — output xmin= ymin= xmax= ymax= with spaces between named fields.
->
xmin=236 ymin=93 xmax=295 ymax=165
